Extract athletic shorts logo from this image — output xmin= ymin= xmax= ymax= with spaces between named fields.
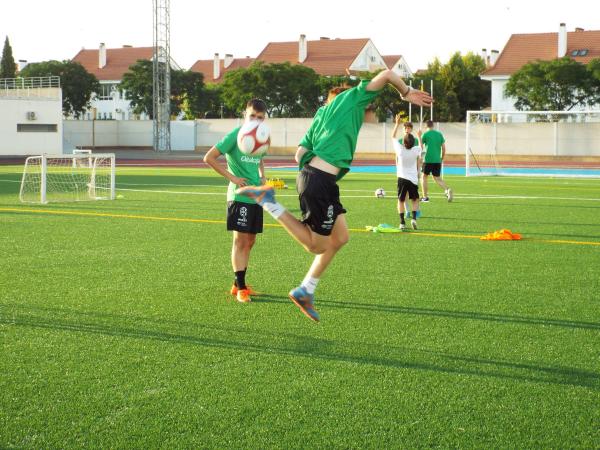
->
xmin=322 ymin=204 xmax=334 ymax=229
xmin=237 ymin=206 xmax=248 ymax=226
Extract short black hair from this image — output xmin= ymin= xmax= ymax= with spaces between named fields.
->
xmin=403 ymin=133 xmax=415 ymax=149
xmin=246 ymin=98 xmax=267 ymax=113
xmin=426 ymin=120 xmax=434 ymax=128
xmin=404 ymin=122 xmax=413 ymax=129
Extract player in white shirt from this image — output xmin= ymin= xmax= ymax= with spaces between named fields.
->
xmin=392 ymin=127 xmax=422 ymax=230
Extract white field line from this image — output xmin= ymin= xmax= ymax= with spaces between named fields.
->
xmin=2 ymin=178 xmax=598 ymax=201
xmin=114 ymin=187 xmax=600 ymax=202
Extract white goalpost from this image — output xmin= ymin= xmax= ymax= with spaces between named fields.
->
xmin=20 ymin=153 xmax=116 ymax=204
xmin=465 ymin=110 xmax=600 ymax=177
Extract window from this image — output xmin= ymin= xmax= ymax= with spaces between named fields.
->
xmin=17 ymin=124 xmax=58 ymax=132
xmin=98 ymin=83 xmax=119 ymax=100
xmin=571 ymin=49 xmax=589 ymax=57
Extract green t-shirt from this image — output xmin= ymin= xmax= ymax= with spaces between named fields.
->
xmin=215 ymin=126 xmax=265 ymax=204
xmin=299 ymin=80 xmax=380 ymax=180
xmin=421 ymin=129 xmax=445 ymax=163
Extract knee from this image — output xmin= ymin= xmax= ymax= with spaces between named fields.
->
xmin=306 ymin=242 xmax=327 ymax=255
xmin=335 ymin=233 xmax=349 ymax=249
xmin=234 ymin=235 xmax=255 ymax=251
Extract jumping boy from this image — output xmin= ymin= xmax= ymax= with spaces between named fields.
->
xmin=237 ymin=71 xmax=432 ymax=321
xmin=203 ymin=99 xmax=269 ymax=303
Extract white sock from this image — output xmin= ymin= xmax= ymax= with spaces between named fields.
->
xmin=301 ymin=275 xmax=320 ymax=295
xmin=262 ymin=200 xmax=286 ymax=220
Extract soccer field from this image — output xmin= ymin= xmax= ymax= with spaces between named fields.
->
xmin=1 ymin=165 xmax=599 ymax=448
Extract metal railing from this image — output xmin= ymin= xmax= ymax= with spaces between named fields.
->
xmin=0 ymin=76 xmax=61 ymax=89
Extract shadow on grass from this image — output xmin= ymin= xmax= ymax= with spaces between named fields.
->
xmin=1 ymin=304 xmax=599 ymax=390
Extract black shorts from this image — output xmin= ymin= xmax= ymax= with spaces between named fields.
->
xmin=397 ymin=178 xmax=420 ymax=201
xmin=227 ymin=201 xmax=263 ymax=234
xmin=422 ymin=163 xmax=442 ymax=176
xmin=296 ymin=165 xmax=346 ymax=236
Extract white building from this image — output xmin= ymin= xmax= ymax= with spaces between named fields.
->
xmin=72 ymin=44 xmax=180 ymax=121
xmin=0 ymin=77 xmax=63 ymax=155
xmin=481 ymin=24 xmax=600 ymax=111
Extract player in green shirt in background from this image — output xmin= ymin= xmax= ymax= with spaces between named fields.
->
xmin=418 ymin=120 xmax=453 ymax=202
xmin=237 ymin=71 xmax=432 ymax=321
xmin=203 ymin=99 xmax=269 ymax=304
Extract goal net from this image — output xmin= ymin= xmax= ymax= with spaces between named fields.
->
xmin=20 ymin=153 xmax=116 ymax=203
xmin=465 ymin=110 xmax=600 ymax=177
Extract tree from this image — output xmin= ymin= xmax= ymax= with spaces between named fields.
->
xmin=219 ymin=62 xmax=322 ymax=117
xmin=119 ymin=60 xmax=154 ymax=117
xmin=1 ymin=36 xmax=17 ymax=78
xmin=120 ymin=60 xmax=210 ymax=118
xmin=20 ymin=60 xmax=100 ymax=118
xmin=505 ymin=57 xmax=595 ymax=111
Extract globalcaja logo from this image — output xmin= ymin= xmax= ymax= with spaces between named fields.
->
xmin=240 ymin=207 xmax=247 ymax=217
xmin=240 ymin=155 xmax=260 ymax=164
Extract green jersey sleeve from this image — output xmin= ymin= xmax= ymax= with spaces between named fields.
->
xmin=215 ymin=128 xmax=239 ymax=155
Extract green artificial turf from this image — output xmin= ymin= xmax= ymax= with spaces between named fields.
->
xmin=0 ymin=165 xmax=599 ymax=448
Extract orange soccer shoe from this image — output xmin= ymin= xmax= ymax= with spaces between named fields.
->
xmin=230 ymin=285 xmax=258 ymax=296
xmin=236 ymin=289 xmax=252 ymax=303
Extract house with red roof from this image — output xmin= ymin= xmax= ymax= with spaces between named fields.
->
xmin=72 ymin=43 xmax=180 ymax=120
xmin=191 ymin=35 xmax=413 ymax=83
xmin=481 ymin=24 xmax=600 ymax=111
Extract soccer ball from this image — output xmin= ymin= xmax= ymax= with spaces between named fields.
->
xmin=375 ymin=188 xmax=386 ymax=198
xmin=237 ymin=120 xmax=271 ymax=156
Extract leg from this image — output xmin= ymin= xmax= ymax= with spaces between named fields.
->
xmin=433 ymin=176 xmax=449 ymax=191
xmin=235 ymin=185 xmax=329 ymax=254
xmin=231 ymin=231 xmax=256 ymax=272
xmin=289 ymin=215 xmax=349 ymax=322
xmin=304 ymin=214 xmax=349 ymax=280
xmin=421 ymin=173 xmax=429 ymax=198
xmin=231 ymin=231 xmax=256 ymax=302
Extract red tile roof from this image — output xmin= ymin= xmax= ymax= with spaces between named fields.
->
xmin=483 ymin=29 xmax=600 ymax=76
xmin=72 ymin=46 xmax=154 ymax=80
xmin=383 ymin=55 xmax=403 ymax=69
xmin=255 ymin=38 xmax=370 ymax=76
xmin=189 ymin=57 xmax=255 ymax=83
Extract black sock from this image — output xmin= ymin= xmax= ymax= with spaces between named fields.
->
xmin=234 ymin=269 xmax=247 ymax=289
xmin=412 ymin=211 xmax=417 ymax=220
xmin=399 ymin=213 xmax=405 ymax=224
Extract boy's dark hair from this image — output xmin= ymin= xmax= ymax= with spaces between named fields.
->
xmin=403 ymin=133 xmax=415 ymax=149
xmin=404 ymin=122 xmax=413 ymax=129
xmin=426 ymin=120 xmax=434 ymax=128
xmin=246 ymin=98 xmax=267 ymax=113
xmin=327 ymin=86 xmax=350 ymax=104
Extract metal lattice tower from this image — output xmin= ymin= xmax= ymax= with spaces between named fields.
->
xmin=152 ymin=0 xmax=171 ymax=152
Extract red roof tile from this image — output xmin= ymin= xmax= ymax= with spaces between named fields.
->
xmin=255 ymin=38 xmax=370 ymax=76
xmin=189 ymin=57 xmax=255 ymax=83
xmin=483 ymin=29 xmax=600 ymax=76
xmin=72 ymin=46 xmax=154 ymax=80
xmin=382 ymin=55 xmax=403 ymax=69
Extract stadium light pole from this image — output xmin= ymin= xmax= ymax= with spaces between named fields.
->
xmin=152 ymin=0 xmax=171 ymax=152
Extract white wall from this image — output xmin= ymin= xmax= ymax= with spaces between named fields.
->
xmin=0 ymin=93 xmax=63 ymax=155
xmin=61 ymin=118 xmax=600 ymax=157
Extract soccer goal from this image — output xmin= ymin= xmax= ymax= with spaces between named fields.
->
xmin=20 ymin=153 xmax=116 ymax=204
xmin=465 ymin=110 xmax=600 ymax=177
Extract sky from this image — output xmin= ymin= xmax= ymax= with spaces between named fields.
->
xmin=2 ymin=0 xmax=599 ymax=72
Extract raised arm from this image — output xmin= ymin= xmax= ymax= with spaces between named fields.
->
xmin=391 ymin=113 xmax=402 ymax=139
xmin=366 ymin=69 xmax=433 ymax=107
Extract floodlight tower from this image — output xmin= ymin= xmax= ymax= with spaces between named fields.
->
xmin=152 ymin=0 xmax=171 ymax=152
